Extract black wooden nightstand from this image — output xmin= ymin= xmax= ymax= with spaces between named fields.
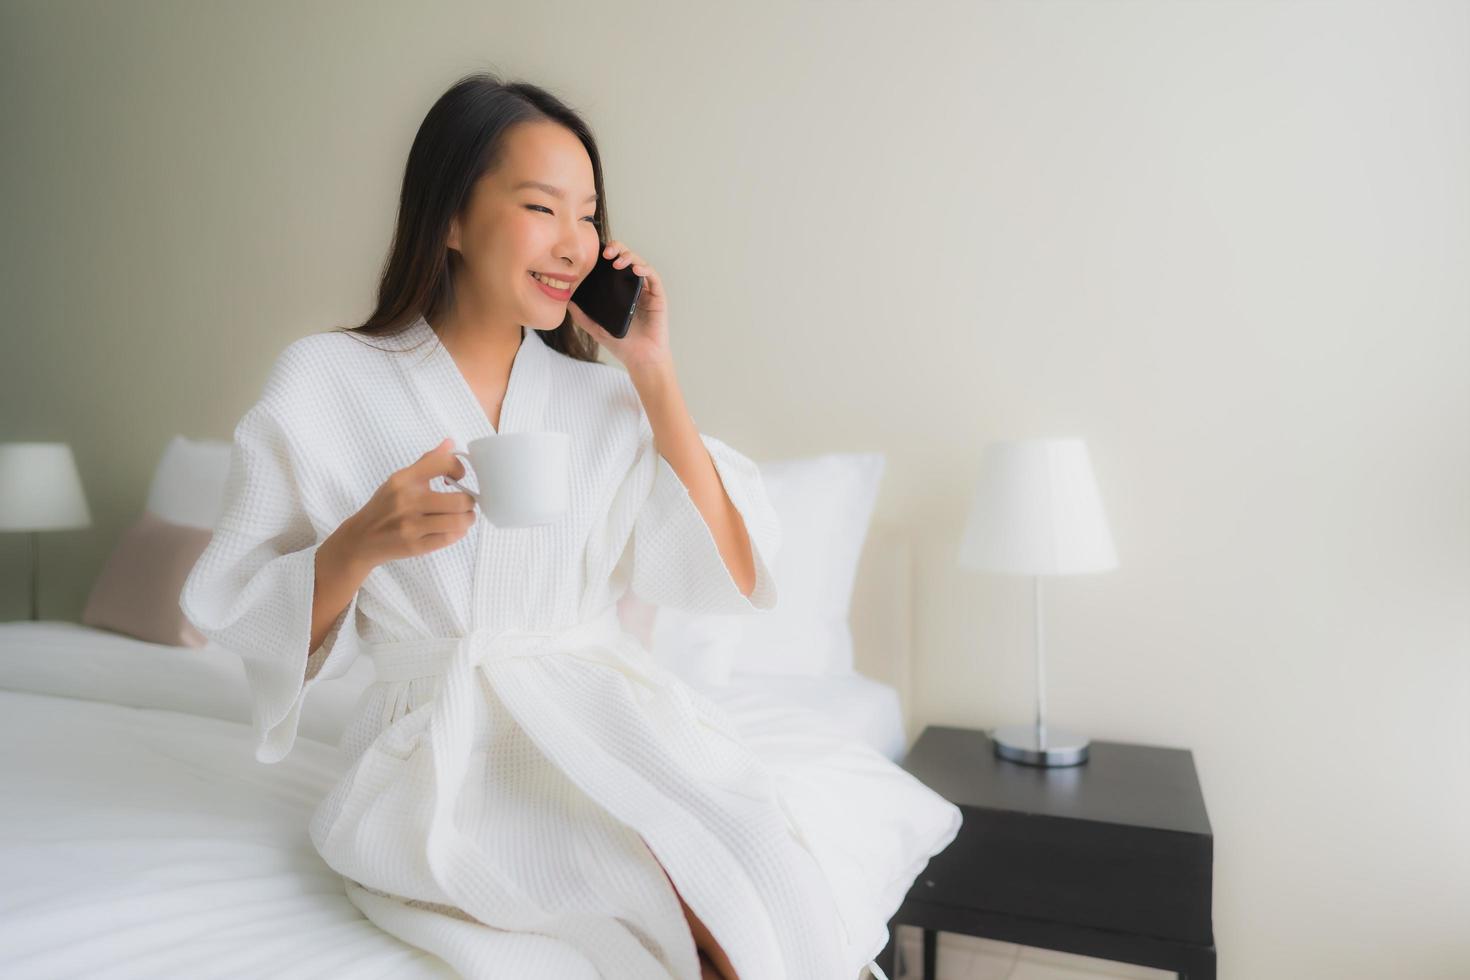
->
xmin=875 ymin=725 xmax=1216 ymax=980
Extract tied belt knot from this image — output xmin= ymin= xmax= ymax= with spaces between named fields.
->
xmin=367 ymin=603 xmax=627 ymax=685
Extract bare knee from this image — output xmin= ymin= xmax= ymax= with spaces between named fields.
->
xmin=675 ymin=880 xmax=738 ymax=979
xmin=646 ymin=838 xmax=738 ymax=980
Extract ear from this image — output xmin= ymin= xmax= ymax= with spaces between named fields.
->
xmin=446 ymin=213 xmax=461 ymax=253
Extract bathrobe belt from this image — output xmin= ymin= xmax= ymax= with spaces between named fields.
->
xmin=363 ymin=605 xmax=878 ymax=978
xmin=366 ymin=603 xmax=627 ymax=683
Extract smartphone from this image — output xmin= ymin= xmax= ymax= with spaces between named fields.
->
xmin=570 ymin=245 xmax=644 ymax=339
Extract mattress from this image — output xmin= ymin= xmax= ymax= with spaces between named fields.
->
xmin=0 ymin=620 xmax=910 ymax=978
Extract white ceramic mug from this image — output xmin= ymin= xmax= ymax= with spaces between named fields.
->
xmin=445 ymin=432 xmax=571 ymax=528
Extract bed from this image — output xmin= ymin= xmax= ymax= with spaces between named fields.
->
xmin=0 ymin=524 xmax=915 ymax=978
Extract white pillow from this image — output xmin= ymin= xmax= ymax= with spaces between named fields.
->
xmin=146 ymin=436 xmax=234 ymax=529
xmin=0 ymin=620 xmax=375 ymax=748
xmin=648 ymin=452 xmax=885 ymax=681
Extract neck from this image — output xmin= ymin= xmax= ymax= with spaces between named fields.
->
xmin=428 ymin=309 xmax=525 ymax=387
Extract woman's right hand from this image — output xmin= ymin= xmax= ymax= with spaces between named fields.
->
xmin=332 ymin=438 xmax=477 ymax=571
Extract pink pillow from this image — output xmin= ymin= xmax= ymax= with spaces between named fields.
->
xmin=83 ymin=511 xmax=213 ymax=647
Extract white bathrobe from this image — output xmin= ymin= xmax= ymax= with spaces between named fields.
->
xmin=180 ymin=315 xmax=962 ymax=980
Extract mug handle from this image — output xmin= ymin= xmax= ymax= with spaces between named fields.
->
xmin=445 ymin=450 xmax=480 ymax=503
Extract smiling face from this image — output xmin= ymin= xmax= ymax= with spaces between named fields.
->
xmin=446 ymin=120 xmax=602 ymax=333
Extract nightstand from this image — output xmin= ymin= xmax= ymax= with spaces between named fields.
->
xmin=875 ymin=725 xmax=1216 ymax=980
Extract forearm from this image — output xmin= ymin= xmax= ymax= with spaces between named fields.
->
xmin=309 ymin=524 xmax=371 ymax=671
xmin=628 ymin=359 xmax=757 ymax=596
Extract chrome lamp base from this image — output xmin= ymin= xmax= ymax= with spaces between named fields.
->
xmin=990 ymin=723 xmax=1090 ymax=767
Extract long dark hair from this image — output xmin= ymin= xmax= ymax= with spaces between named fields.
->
xmin=332 ymin=72 xmax=606 ymax=363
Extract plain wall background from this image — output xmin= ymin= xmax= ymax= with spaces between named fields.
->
xmin=2 ymin=1 xmax=1466 ymax=977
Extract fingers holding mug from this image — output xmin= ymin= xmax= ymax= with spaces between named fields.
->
xmin=442 ymin=451 xmax=479 ymax=502
xmin=341 ymin=438 xmax=479 ymax=566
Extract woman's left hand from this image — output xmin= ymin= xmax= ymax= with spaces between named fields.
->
xmin=567 ymin=240 xmax=671 ymax=375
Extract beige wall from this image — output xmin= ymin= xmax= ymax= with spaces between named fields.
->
xmin=2 ymin=1 xmax=1466 ymax=976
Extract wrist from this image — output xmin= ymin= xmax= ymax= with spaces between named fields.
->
xmin=321 ymin=520 xmax=374 ymax=583
xmin=627 ymin=356 xmax=677 ymax=395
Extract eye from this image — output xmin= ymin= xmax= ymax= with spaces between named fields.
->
xmin=526 ymin=205 xmax=600 ymax=225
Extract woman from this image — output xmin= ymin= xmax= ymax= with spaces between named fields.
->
xmin=180 ymin=72 xmax=961 ymax=980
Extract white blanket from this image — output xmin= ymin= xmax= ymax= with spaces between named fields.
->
xmin=177 ymin=317 xmax=962 ymax=979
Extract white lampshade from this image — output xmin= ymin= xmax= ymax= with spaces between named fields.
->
xmin=0 ymin=442 xmax=92 ymax=531
xmin=958 ymin=437 xmax=1117 ymax=576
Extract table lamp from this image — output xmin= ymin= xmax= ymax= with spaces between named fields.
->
xmin=958 ymin=437 xmax=1118 ymax=767
xmin=0 ymin=442 xmax=92 ymax=620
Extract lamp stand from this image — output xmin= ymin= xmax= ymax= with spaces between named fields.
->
xmin=29 ymin=531 xmax=40 ymax=621
xmin=991 ymin=575 xmax=1090 ymax=767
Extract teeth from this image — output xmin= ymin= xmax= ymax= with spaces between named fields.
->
xmin=531 ymin=272 xmax=571 ymax=290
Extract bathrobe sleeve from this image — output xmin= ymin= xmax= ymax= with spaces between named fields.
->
xmin=179 ymin=396 xmax=365 ymax=764
xmin=623 ymin=414 xmax=782 ymax=615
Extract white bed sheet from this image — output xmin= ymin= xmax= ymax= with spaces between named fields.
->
xmin=702 ymin=670 xmax=908 ymax=763
xmin=0 ymin=688 xmax=456 ymax=979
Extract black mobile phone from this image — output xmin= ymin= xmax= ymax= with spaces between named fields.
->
xmin=570 ymin=245 xmax=644 ymax=339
